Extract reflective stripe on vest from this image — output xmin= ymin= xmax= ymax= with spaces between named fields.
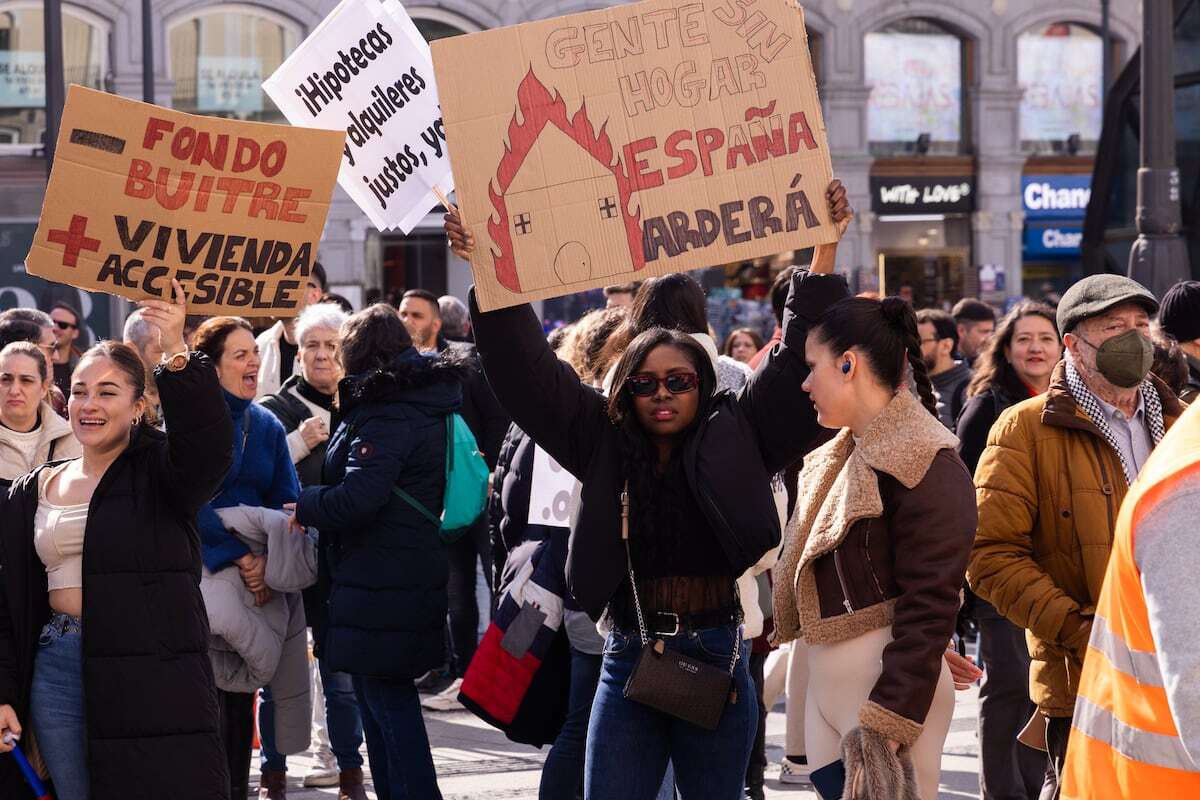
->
xmin=1061 ymin=402 xmax=1200 ymax=797
xmin=1088 ymin=614 xmax=1163 ymax=689
xmin=1072 ymin=694 xmax=1200 ymax=773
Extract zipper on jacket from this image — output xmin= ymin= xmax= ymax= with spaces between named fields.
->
xmin=833 ymin=547 xmax=855 ymax=614
xmin=862 ymin=520 xmax=886 ymax=600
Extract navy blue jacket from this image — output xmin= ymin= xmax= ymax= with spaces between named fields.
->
xmin=297 ymin=348 xmax=464 ymax=680
xmin=198 ymin=392 xmax=299 ymax=572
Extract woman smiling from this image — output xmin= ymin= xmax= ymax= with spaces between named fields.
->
xmin=192 ymin=315 xmax=301 ymax=800
xmin=0 ymin=280 xmax=235 ymax=799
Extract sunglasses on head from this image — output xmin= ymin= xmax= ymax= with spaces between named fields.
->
xmin=625 ymin=372 xmax=700 ymax=397
xmin=54 ymin=320 xmax=77 ymax=331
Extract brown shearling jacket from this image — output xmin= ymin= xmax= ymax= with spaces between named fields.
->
xmin=773 ymin=389 xmax=977 ymax=745
xmin=967 ymin=360 xmax=1183 ymax=716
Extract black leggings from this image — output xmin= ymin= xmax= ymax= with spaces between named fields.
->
xmin=445 ymin=518 xmax=493 ymax=676
xmin=216 ymin=689 xmax=255 ymax=799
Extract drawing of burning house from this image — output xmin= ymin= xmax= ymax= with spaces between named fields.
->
xmin=487 ymin=69 xmax=644 ymax=293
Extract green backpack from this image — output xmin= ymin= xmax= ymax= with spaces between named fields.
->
xmin=393 ymin=413 xmax=488 ymax=544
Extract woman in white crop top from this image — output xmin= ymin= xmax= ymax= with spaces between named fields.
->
xmin=0 ymin=281 xmax=236 ymax=800
xmin=0 ymin=342 xmax=81 ymax=490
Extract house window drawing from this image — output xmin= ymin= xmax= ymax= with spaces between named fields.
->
xmin=487 ymin=68 xmax=645 ymax=293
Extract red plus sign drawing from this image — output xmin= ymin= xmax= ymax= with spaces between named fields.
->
xmin=46 ymin=214 xmax=101 ymax=268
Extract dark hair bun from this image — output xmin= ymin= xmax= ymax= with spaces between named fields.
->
xmin=879 ymin=297 xmax=910 ymax=329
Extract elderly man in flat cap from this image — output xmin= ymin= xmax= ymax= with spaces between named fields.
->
xmin=967 ymin=274 xmax=1186 ymax=800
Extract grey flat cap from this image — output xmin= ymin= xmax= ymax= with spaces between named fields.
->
xmin=1057 ymin=274 xmax=1159 ymax=335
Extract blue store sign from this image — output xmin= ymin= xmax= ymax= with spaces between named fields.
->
xmin=1024 ymin=224 xmax=1084 ymax=259
xmin=1022 ymin=174 xmax=1092 ymax=220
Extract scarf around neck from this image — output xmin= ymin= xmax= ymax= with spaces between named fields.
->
xmin=1062 ymin=354 xmax=1165 ymax=484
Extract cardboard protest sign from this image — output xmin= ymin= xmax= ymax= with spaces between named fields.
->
xmin=527 ymin=446 xmax=579 ymax=529
xmin=432 ymin=0 xmax=836 ymax=311
xmin=26 ymin=86 xmax=343 ymax=316
xmin=264 ymin=0 xmax=454 ymax=234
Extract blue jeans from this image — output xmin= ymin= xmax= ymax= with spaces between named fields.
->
xmin=30 ymin=613 xmax=89 ymax=800
xmin=353 ymin=675 xmax=442 ymax=800
xmin=585 ymin=625 xmax=755 ymax=800
xmin=261 ymin=660 xmax=364 ymax=771
xmin=541 ymin=648 xmax=602 ymax=799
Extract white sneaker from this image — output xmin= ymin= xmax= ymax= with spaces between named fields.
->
xmin=420 ymin=678 xmax=465 ymax=712
xmin=778 ymin=756 xmax=812 ymax=785
xmin=303 ymin=751 xmax=339 ymax=788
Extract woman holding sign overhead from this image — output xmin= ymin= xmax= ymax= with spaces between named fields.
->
xmin=447 ymin=182 xmax=852 ymax=799
xmin=0 ymin=280 xmax=234 ymax=800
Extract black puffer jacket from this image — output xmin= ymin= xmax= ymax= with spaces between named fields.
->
xmin=297 ymin=348 xmax=464 ymax=679
xmin=260 ymin=374 xmax=338 ymax=487
xmin=0 ymin=355 xmax=234 ymax=800
xmin=469 ymin=270 xmax=847 ymax=620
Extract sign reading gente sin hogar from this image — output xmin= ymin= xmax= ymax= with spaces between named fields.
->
xmin=432 ymin=0 xmax=838 ymax=311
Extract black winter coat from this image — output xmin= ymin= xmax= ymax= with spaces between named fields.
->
xmin=0 ymin=355 xmax=234 ymax=800
xmin=260 ymin=375 xmax=338 ymax=487
xmin=297 ymin=348 xmax=463 ymax=679
xmin=469 ymin=270 xmax=848 ymax=620
xmin=955 ymin=384 xmax=1021 ymax=475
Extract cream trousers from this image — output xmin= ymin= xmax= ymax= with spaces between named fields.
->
xmin=805 ymin=627 xmax=955 ymax=800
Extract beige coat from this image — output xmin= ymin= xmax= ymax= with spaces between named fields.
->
xmin=0 ymin=404 xmax=81 ymax=484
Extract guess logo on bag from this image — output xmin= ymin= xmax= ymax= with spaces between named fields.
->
xmin=677 ymin=660 xmax=699 ymax=675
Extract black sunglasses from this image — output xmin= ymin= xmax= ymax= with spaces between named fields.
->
xmin=625 ymin=372 xmax=700 ymax=397
xmin=54 ymin=320 xmax=78 ymax=331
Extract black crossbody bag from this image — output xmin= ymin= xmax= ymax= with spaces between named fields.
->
xmin=618 ymin=483 xmax=740 ymax=731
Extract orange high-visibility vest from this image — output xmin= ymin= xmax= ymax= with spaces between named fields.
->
xmin=1061 ymin=402 xmax=1200 ymax=799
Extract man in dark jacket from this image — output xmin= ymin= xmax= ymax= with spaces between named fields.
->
xmin=401 ymin=289 xmax=511 ymax=708
xmin=918 ymin=309 xmax=973 ymax=431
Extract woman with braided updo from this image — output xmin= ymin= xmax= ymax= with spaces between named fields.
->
xmin=771 ymin=296 xmax=978 ymax=800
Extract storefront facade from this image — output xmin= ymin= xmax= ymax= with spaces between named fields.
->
xmin=1 ymin=0 xmax=1140 ymax=333
xmin=1022 ymin=172 xmax=1091 ymax=298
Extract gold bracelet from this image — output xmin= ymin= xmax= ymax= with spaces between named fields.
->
xmin=162 ymin=350 xmax=190 ymax=372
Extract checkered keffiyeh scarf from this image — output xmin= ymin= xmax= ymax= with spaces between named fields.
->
xmin=1063 ymin=355 xmax=1166 ymax=484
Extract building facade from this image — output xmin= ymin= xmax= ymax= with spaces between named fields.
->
xmin=0 ymin=0 xmax=1140 ymax=334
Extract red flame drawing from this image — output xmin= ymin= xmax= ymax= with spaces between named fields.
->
xmin=488 ymin=68 xmax=644 ymax=293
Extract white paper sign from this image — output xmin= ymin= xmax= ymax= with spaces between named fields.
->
xmin=527 ymin=446 xmax=579 ymax=529
xmin=263 ymin=0 xmax=454 ymax=233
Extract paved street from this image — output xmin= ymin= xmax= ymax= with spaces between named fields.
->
xmin=251 ymin=686 xmax=983 ymax=799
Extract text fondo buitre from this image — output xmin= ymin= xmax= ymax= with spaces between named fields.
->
xmin=290 ymin=20 xmax=447 ymax=212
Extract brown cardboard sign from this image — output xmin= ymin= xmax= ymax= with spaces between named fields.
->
xmin=432 ymin=0 xmax=836 ymax=311
xmin=26 ymin=86 xmax=344 ymax=316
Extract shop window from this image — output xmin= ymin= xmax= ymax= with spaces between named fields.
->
xmin=168 ymin=7 xmax=300 ymax=122
xmin=1018 ymin=22 xmax=1103 ymax=155
xmin=865 ymin=19 xmax=966 ymax=157
xmin=0 ymin=3 xmax=107 ymax=145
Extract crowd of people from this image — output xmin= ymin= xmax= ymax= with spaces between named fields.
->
xmin=0 ymin=175 xmax=1197 ymax=800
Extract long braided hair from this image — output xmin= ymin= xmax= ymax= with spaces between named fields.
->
xmin=604 ymin=328 xmax=718 ymax=562
xmin=811 ymin=296 xmax=939 ymax=417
